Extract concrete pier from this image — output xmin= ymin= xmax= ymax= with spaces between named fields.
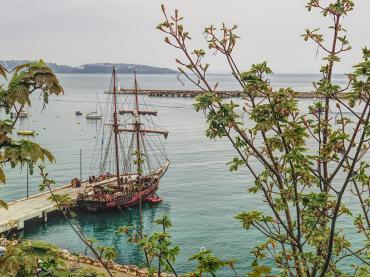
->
xmin=0 ymin=182 xmax=88 ymax=233
xmin=112 ymin=88 xmax=348 ymax=99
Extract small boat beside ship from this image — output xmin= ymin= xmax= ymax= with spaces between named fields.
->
xmin=76 ymin=68 xmax=170 ymax=212
xmin=147 ymin=195 xmax=163 ymax=204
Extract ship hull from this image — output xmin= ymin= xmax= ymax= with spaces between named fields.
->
xmin=76 ymin=160 xmax=170 ymax=212
xmin=77 ymin=183 xmax=158 ymax=212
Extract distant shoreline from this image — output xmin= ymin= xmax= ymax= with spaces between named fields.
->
xmin=52 ymin=72 xmax=347 ymax=76
xmin=0 ymin=61 xmax=348 ymax=76
xmin=0 ymin=60 xmax=178 ymax=75
xmin=53 ymin=72 xmax=178 ymax=75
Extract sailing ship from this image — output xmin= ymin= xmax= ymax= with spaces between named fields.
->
xmin=76 ymin=68 xmax=170 ymax=212
xmin=86 ymin=96 xmax=103 ymax=119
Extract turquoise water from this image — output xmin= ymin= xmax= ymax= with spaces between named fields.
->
xmin=0 ymin=74 xmax=362 ymax=275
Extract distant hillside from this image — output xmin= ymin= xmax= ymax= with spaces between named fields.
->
xmin=0 ymin=60 xmax=178 ymax=74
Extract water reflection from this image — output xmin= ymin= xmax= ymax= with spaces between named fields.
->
xmin=21 ymin=202 xmax=170 ymax=266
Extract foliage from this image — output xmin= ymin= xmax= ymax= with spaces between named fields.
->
xmin=0 ymin=240 xmax=102 ymax=277
xmin=0 ymin=61 xmax=107 ymax=276
xmin=119 ymin=213 xmax=239 ymax=277
xmin=0 ymin=240 xmax=104 ymax=277
xmin=0 ymin=60 xmax=63 ymax=208
xmin=188 ymin=249 xmax=235 ymax=277
xmin=117 ymin=214 xmax=180 ymax=277
xmin=133 ymin=149 xmax=145 ymax=175
xmin=39 ymin=166 xmax=116 ymax=277
xmin=158 ymin=1 xmax=369 ymax=276
xmin=0 ymin=240 xmax=60 ymax=276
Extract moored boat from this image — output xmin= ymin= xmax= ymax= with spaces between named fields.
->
xmin=76 ymin=68 xmax=170 ymax=212
xmin=17 ymin=130 xmax=35 ymax=136
xmin=86 ymin=111 xmax=102 ymax=120
xmin=10 ymin=111 xmax=29 ymax=119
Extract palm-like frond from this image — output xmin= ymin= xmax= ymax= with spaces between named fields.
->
xmin=12 ymin=61 xmax=37 ymax=73
xmin=6 ymin=60 xmax=63 ymax=107
xmin=0 ymin=64 xmax=8 ymax=79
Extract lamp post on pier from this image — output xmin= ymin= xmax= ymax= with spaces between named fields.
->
xmin=26 ymin=163 xmax=29 ymax=198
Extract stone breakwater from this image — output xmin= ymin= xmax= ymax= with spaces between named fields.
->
xmin=113 ymin=89 xmax=349 ymax=99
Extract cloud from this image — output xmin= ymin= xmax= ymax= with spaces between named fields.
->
xmin=0 ymin=0 xmax=369 ymax=73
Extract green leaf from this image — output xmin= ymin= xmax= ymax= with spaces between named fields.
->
xmin=42 ymin=148 xmax=55 ymax=163
xmin=248 ymin=265 xmax=272 ymax=277
xmin=0 ymin=167 xmax=6 ymax=183
xmin=0 ymin=199 xmax=8 ymax=209
xmin=235 ymin=211 xmax=263 ymax=230
xmin=227 ymin=157 xmax=245 ymax=171
xmin=0 ymin=64 xmax=7 ymax=79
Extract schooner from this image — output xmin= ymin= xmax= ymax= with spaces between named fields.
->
xmin=77 ymin=67 xmax=170 ymax=212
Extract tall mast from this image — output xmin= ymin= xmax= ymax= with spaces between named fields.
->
xmin=112 ymin=67 xmax=121 ymax=184
xmin=117 ymin=72 xmax=169 ymax=176
xmin=134 ymin=72 xmax=141 ymax=175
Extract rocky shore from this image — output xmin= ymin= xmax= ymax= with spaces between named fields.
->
xmin=0 ymin=238 xmax=176 ymax=277
xmin=60 ymin=249 xmax=176 ymax=277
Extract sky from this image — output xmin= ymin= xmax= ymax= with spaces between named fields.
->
xmin=0 ymin=0 xmax=369 ymax=74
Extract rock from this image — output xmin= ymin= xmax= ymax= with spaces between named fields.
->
xmin=115 ymin=265 xmax=125 ymax=272
xmin=68 ymin=255 xmax=78 ymax=262
xmin=119 ymin=265 xmax=130 ymax=273
xmin=137 ymin=268 xmax=148 ymax=277
xmin=85 ymin=257 xmax=92 ymax=264
xmin=129 ymin=264 xmax=139 ymax=275
xmin=59 ymin=252 xmax=68 ymax=259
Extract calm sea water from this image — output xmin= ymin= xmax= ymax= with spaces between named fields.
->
xmin=0 ymin=74 xmax=362 ymax=275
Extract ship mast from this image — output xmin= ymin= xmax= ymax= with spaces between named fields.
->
xmin=112 ymin=67 xmax=121 ymax=185
xmin=134 ymin=72 xmax=141 ymax=175
xmin=117 ymin=73 xmax=169 ymax=176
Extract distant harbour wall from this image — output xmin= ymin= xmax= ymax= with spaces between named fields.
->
xmin=115 ymin=89 xmax=348 ymax=99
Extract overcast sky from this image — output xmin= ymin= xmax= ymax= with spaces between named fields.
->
xmin=0 ymin=0 xmax=369 ymax=73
